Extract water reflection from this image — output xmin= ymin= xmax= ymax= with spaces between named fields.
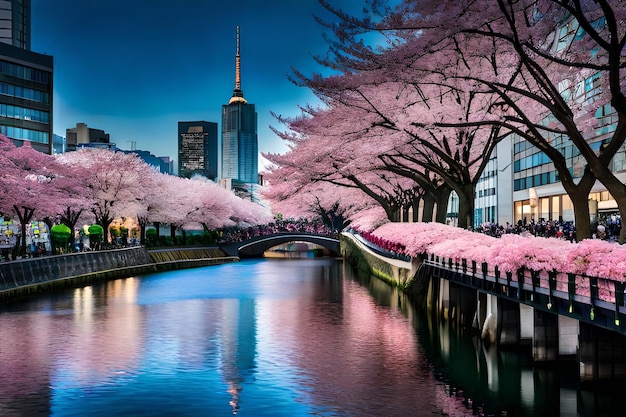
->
xmin=349 ymin=264 xmax=623 ymax=416
xmin=0 ymin=259 xmax=623 ymax=416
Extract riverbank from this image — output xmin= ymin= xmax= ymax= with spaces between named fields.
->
xmin=340 ymin=232 xmax=426 ymax=299
xmin=2 ymin=236 xmax=416 ymax=303
xmin=0 ymin=246 xmax=238 ymax=302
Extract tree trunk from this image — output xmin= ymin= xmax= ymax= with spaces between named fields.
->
xmin=569 ymin=190 xmax=591 ymax=242
xmin=617 ymin=202 xmax=626 ymax=244
xmin=417 ymin=195 xmax=431 ymax=222
xmin=434 ymin=186 xmax=452 ymax=224
xmin=138 ymin=217 xmax=147 ymax=246
xmin=455 ymin=184 xmax=475 ymax=229
xmin=60 ymin=207 xmax=83 ymax=246
xmin=585 ymin=117 xmax=626 ymax=242
xmin=387 ymin=207 xmax=401 ymax=222
xmin=558 ymin=167 xmax=595 ymax=241
xmin=13 ymin=205 xmax=34 ymax=256
xmin=402 ymin=205 xmax=410 ymax=223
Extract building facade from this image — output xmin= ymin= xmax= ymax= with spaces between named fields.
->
xmin=471 ymin=14 xmax=623 ymax=231
xmin=178 ymin=121 xmax=218 ymax=179
xmin=0 ymin=0 xmax=52 ymax=154
xmin=66 ymin=122 xmax=111 ymax=151
xmin=221 ymin=26 xmax=258 ymax=186
xmin=0 ymin=0 xmax=29 ymax=50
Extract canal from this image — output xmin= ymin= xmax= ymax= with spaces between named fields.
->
xmin=0 ymin=258 xmax=622 ymax=416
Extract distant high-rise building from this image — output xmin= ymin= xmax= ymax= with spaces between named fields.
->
xmin=158 ymin=156 xmax=174 ymax=175
xmin=66 ymin=122 xmax=111 ymax=151
xmin=0 ymin=0 xmax=53 ymax=154
xmin=0 ymin=0 xmax=30 ymax=50
xmin=178 ymin=121 xmax=218 ymax=179
xmin=52 ymin=133 xmax=64 ymax=153
xmin=221 ymin=26 xmax=258 ymax=185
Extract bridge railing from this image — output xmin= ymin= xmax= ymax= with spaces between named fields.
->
xmin=216 ymin=221 xmax=337 ymax=245
xmin=420 ymin=253 xmax=626 ymax=334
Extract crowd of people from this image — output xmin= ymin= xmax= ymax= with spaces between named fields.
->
xmin=217 ymin=219 xmax=336 ymax=245
xmin=474 ymin=216 xmax=622 ymax=242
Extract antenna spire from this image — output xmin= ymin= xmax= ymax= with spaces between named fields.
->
xmin=229 ymin=26 xmax=247 ymax=104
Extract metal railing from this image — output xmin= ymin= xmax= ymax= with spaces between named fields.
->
xmin=419 ymin=253 xmax=626 ymax=335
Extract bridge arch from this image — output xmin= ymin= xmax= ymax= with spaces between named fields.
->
xmin=220 ymin=233 xmax=341 ymax=258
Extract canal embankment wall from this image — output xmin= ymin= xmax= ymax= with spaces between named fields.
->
xmin=0 ymin=246 xmax=238 ymax=301
xmin=340 ymin=232 xmax=426 ymax=298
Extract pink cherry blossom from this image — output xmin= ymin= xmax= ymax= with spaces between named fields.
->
xmin=366 ymin=221 xmax=626 ymax=282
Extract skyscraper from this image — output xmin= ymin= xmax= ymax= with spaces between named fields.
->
xmin=221 ymin=26 xmax=258 ymax=185
xmin=0 ymin=0 xmax=30 ymax=49
xmin=0 ymin=0 xmax=53 ymax=154
xmin=178 ymin=121 xmax=218 ymax=179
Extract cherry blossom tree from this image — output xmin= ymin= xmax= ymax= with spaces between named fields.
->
xmin=56 ymin=148 xmax=156 ymax=242
xmin=0 ymin=135 xmax=85 ymax=255
xmin=135 ymin=170 xmax=171 ymax=245
xmin=140 ymin=173 xmax=271 ymax=245
xmin=261 ymin=174 xmax=380 ymax=229
xmin=266 ymin=71 xmax=502 ymax=228
xmin=43 ymin=158 xmax=92 ymax=248
xmin=317 ymin=0 xmax=626 ymax=240
xmin=265 ymin=98 xmax=442 ymax=224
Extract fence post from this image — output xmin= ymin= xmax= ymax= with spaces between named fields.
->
xmin=615 ymin=282 xmax=624 ymax=326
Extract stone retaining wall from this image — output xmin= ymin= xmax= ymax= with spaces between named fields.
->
xmin=340 ymin=233 xmax=419 ymax=290
xmin=0 ymin=246 xmax=238 ymax=301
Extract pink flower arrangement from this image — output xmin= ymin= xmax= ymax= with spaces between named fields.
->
xmin=565 ymin=239 xmax=626 ymax=282
xmin=364 ymin=222 xmax=626 ymax=282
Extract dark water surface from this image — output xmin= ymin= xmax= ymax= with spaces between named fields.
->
xmin=0 ymin=258 xmax=621 ymax=416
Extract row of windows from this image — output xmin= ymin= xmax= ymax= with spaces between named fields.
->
xmin=515 ymin=141 xmax=605 ymax=172
xmin=473 ymin=206 xmax=496 ymax=228
xmin=555 ymin=16 xmax=605 ymax=55
xmin=0 ymin=82 xmax=49 ymax=103
xmin=0 ymin=103 xmax=49 ymax=123
xmin=595 ymin=103 xmax=618 ymax=136
xmin=476 ymin=188 xmax=496 ymax=198
xmin=559 ymin=72 xmax=602 ymax=104
xmin=514 ymin=145 xmax=626 ymax=192
xmin=0 ymin=61 xmax=50 ymax=84
xmin=0 ymin=125 xmax=49 ymax=144
xmin=477 ymin=170 xmax=497 ymax=183
xmin=514 ymin=152 xmax=551 ymax=171
xmin=514 ymin=171 xmax=559 ymax=191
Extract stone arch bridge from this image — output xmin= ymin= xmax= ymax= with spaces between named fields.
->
xmin=219 ymin=233 xmax=341 ymax=258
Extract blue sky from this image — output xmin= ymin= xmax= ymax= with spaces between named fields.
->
xmin=30 ymin=0 xmax=358 ymax=170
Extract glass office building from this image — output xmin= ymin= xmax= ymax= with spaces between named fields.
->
xmin=221 ymin=26 xmax=258 ymax=186
xmin=221 ymin=103 xmax=258 ymax=184
xmin=0 ymin=0 xmax=53 ymax=154
xmin=0 ymin=0 xmax=30 ymax=50
xmin=510 ymin=18 xmax=623 ymax=225
xmin=178 ymin=121 xmax=218 ymax=179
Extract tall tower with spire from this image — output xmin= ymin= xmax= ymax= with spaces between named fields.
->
xmin=221 ymin=26 xmax=258 ymax=189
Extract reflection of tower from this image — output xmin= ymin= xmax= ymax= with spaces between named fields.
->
xmin=220 ymin=299 xmax=257 ymax=415
xmin=221 ymin=26 xmax=258 ymax=186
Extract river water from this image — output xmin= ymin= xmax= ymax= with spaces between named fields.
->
xmin=0 ymin=258 xmax=622 ymax=416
